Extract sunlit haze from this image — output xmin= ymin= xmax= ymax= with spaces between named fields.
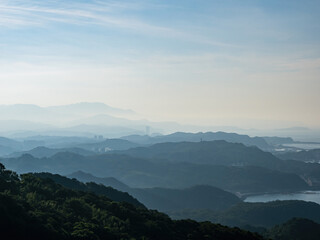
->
xmin=1 ymin=0 xmax=319 ymax=129
xmin=2 ymin=2 xmax=320 ymax=238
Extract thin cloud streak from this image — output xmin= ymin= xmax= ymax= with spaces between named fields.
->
xmin=0 ymin=1 xmax=238 ymax=48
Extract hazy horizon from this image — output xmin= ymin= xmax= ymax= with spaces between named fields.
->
xmin=0 ymin=102 xmax=319 ymax=143
xmin=1 ymin=0 xmax=320 ymax=129
xmin=1 ymin=2 xmax=320 ymax=237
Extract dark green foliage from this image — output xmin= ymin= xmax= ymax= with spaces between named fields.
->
xmin=68 ymin=170 xmax=130 ymax=192
xmin=265 ymin=218 xmax=320 ymax=240
xmin=168 ymin=201 xmax=320 ymax=229
xmin=216 ymin=201 xmax=320 ymax=227
xmin=33 ymin=172 xmax=144 ymax=207
xmin=132 ymin=185 xmax=241 ymax=211
xmin=0 ymin=164 xmax=264 ymax=240
xmin=67 ymin=171 xmax=241 ymax=212
xmin=0 ymin=162 xmax=19 ymax=192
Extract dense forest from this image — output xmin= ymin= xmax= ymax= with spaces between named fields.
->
xmin=0 ymin=163 xmax=264 ymax=240
xmin=1 ymin=133 xmax=320 ymax=239
xmin=265 ymin=218 xmax=320 ymax=240
xmin=168 ymin=200 xmax=320 ymax=228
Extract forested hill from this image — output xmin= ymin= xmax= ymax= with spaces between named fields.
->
xmin=32 ymin=172 xmax=144 ymax=208
xmin=168 ymin=200 xmax=320 ymax=229
xmin=265 ymin=218 xmax=320 ymax=240
xmin=0 ymin=163 xmax=264 ymax=240
xmin=121 ymin=140 xmax=279 ymax=167
xmin=67 ymin=171 xmax=242 ymax=212
xmin=0 ymin=151 xmax=309 ymax=192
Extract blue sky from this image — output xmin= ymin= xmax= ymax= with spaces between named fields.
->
xmin=0 ymin=0 xmax=319 ymax=128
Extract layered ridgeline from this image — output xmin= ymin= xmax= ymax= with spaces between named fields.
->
xmin=39 ymin=171 xmax=241 ymax=213
xmin=2 ymin=134 xmax=320 ymax=239
xmin=3 ymin=140 xmax=319 ymax=193
xmin=168 ymin=200 xmax=320 ymax=229
xmin=7 ymin=138 xmax=139 ymax=158
xmin=8 ymin=146 xmax=95 ymax=158
xmin=68 ymin=171 xmax=131 ymax=192
xmin=275 ymin=149 xmax=320 ymax=163
xmin=121 ymin=140 xmax=280 ymax=167
xmin=67 ymin=171 xmax=320 ymax=234
xmin=265 ymin=218 xmax=320 ymax=240
xmin=39 ymin=168 xmax=320 ymax=240
xmin=0 ymin=131 xmax=288 ymax=158
xmin=0 ymin=136 xmax=22 ymax=155
xmin=118 ymin=140 xmax=320 ymax=189
xmin=0 ymin=151 xmax=309 ymax=193
xmin=121 ymin=132 xmax=273 ymax=151
xmin=68 ymin=170 xmax=242 ymax=212
xmin=2 ymin=136 xmax=140 ymax=157
xmin=32 ymin=172 xmax=144 ymax=208
xmin=0 ymin=164 xmax=263 ymax=240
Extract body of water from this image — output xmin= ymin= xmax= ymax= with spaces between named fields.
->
xmin=282 ymin=143 xmax=320 ymax=150
xmin=244 ymin=191 xmax=320 ymax=205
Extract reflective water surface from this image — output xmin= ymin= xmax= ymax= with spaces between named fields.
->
xmin=244 ymin=191 xmax=320 ymax=204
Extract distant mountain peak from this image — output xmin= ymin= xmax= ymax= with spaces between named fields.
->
xmin=47 ymin=102 xmax=136 ymax=116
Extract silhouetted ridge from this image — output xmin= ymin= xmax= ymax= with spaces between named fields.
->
xmin=68 ymin=170 xmax=130 ymax=192
xmin=0 ymin=151 xmax=309 ymax=193
xmin=122 ymin=131 xmax=272 ymax=150
xmin=33 ymin=172 xmax=143 ymax=208
xmin=9 ymin=146 xmax=95 ymax=158
xmin=136 ymin=185 xmax=241 ymax=211
xmin=77 ymin=138 xmax=139 ymax=152
xmin=122 ymin=140 xmax=279 ymax=167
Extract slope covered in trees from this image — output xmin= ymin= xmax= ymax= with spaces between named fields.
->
xmin=265 ymin=218 xmax=320 ymax=240
xmin=168 ymin=200 xmax=320 ymax=228
xmin=0 ymin=150 xmax=309 ymax=193
xmin=125 ymin=185 xmax=241 ymax=212
xmin=33 ymin=172 xmax=144 ymax=208
xmin=0 ymin=152 xmax=308 ymax=193
xmin=68 ymin=170 xmax=130 ymax=192
xmin=67 ymin=171 xmax=242 ymax=212
xmin=0 ymin=163 xmax=264 ymax=240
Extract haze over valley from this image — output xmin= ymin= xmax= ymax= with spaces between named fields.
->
xmin=1 ymin=0 xmax=320 ymax=239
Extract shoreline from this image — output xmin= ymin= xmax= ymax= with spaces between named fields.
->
xmin=237 ymin=189 xmax=320 ymax=201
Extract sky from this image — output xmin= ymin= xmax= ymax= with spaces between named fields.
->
xmin=0 ymin=0 xmax=319 ymax=129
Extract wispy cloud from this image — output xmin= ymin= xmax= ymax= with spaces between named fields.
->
xmin=0 ymin=1 xmax=167 ymax=31
xmin=0 ymin=0 xmax=236 ymax=48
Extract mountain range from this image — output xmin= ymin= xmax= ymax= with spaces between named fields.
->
xmin=0 ymin=130 xmax=294 ymax=158
xmin=67 ymin=171 xmax=241 ymax=212
xmin=1 ymin=140 xmax=314 ymax=193
xmin=0 ymin=103 xmax=180 ymax=138
xmin=1 ymin=165 xmax=264 ymax=240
